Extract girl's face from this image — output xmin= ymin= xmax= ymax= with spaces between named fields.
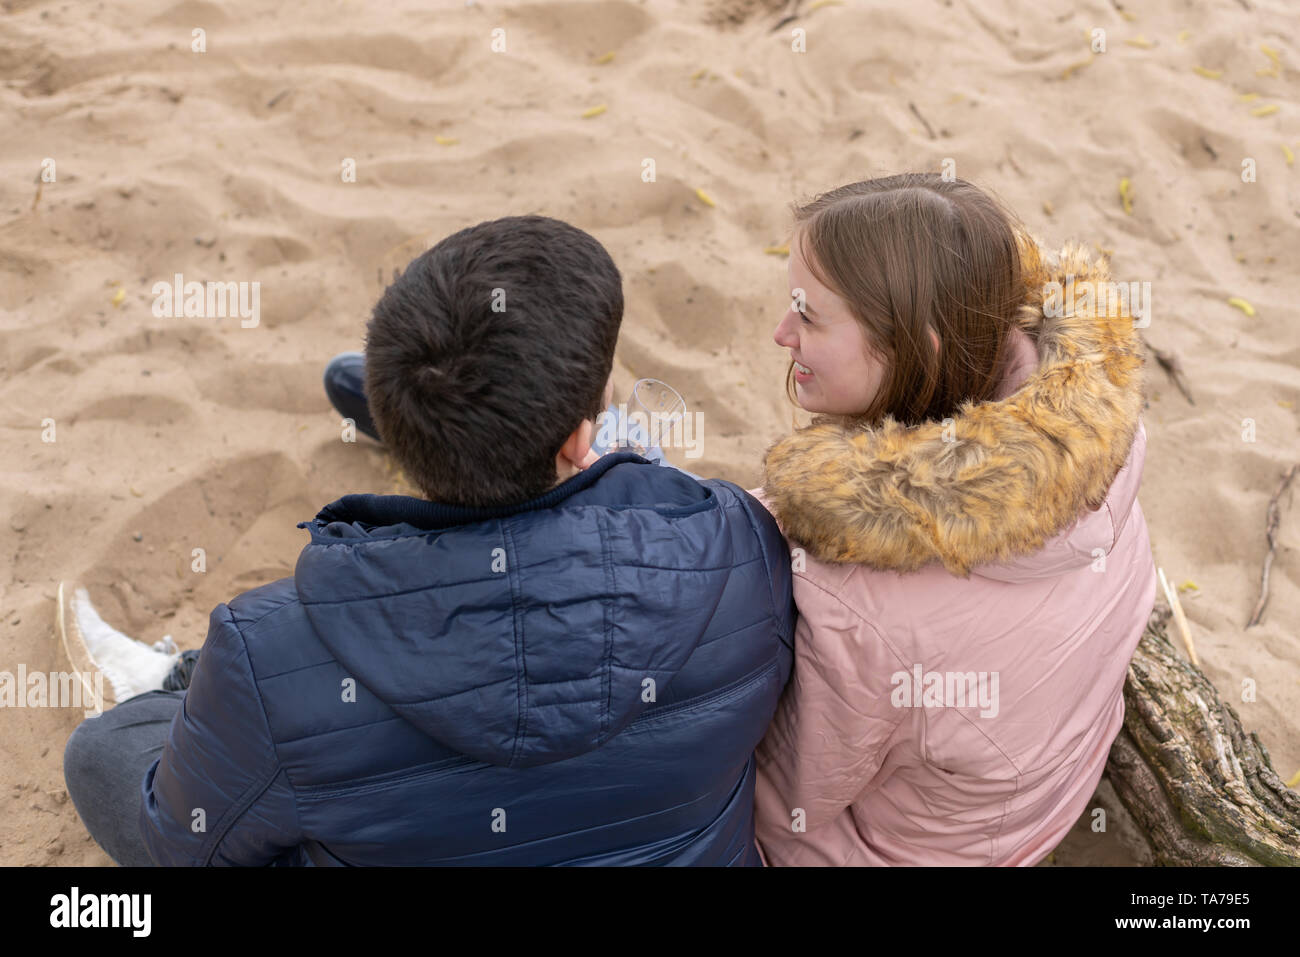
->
xmin=773 ymin=239 xmax=888 ymax=416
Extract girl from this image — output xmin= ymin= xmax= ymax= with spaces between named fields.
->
xmin=752 ymin=173 xmax=1156 ymax=866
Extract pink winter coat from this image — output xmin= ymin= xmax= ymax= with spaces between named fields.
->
xmin=751 ymin=238 xmax=1157 ymax=866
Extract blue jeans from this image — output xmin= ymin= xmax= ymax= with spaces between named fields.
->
xmin=322 ymin=351 xmax=381 ymax=442
xmin=62 ymin=650 xmax=198 ymax=866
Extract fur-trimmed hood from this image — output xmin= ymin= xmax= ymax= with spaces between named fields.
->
xmin=760 ymin=233 xmax=1147 ymax=577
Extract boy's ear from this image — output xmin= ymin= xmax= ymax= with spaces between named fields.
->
xmin=558 ymin=417 xmax=598 ymax=471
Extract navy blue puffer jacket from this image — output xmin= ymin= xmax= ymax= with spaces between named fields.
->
xmin=139 ymin=453 xmax=795 ymax=865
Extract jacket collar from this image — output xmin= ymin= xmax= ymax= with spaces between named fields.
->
xmin=302 ymin=451 xmax=649 ymax=534
xmin=760 ymin=233 xmax=1147 ymax=577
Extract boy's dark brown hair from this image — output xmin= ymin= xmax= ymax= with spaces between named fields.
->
xmin=364 ymin=215 xmax=623 ymax=507
xmin=787 ymin=173 xmax=1028 ymax=428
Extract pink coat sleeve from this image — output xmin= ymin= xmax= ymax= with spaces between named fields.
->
xmin=753 ymin=573 xmax=909 ymax=846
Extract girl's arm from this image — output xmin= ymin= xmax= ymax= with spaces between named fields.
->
xmin=753 ymin=581 xmax=909 ymax=847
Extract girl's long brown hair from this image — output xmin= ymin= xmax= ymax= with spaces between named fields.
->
xmin=786 ymin=174 xmax=1029 ymax=429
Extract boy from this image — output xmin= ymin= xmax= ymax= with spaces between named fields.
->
xmin=62 ymin=215 xmax=794 ymax=866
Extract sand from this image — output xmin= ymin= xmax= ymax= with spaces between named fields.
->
xmin=1 ymin=0 xmax=1296 ymax=866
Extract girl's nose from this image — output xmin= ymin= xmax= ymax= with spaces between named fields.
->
xmin=773 ymin=310 xmax=798 ymax=348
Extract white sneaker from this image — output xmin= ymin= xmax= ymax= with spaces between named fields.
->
xmin=151 ymin=635 xmax=179 ymax=655
xmin=56 ymin=582 xmax=180 ymax=708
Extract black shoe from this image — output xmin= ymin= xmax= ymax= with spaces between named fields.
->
xmin=323 ymin=351 xmax=381 ymax=442
xmin=162 ymin=649 xmax=201 ymax=692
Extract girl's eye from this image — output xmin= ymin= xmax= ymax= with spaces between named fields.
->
xmin=799 ymin=311 xmax=812 ymax=324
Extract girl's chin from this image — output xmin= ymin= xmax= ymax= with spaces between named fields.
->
xmin=795 ymin=392 xmax=857 ymax=416
xmin=793 ymin=381 xmax=822 ymax=412
xmin=795 ymin=381 xmax=873 ymax=416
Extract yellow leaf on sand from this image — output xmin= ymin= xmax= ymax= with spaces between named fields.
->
xmin=1227 ymin=297 xmax=1256 ymax=317
xmin=694 ymin=187 xmax=716 ymax=207
xmin=1287 ymin=768 xmax=1300 ymax=789
xmin=581 ymin=104 xmax=607 ymax=118
xmin=1251 ymin=104 xmax=1280 ymax=117
xmin=1061 ymin=58 xmax=1092 ymax=80
xmin=1118 ymin=178 xmax=1133 ymax=215
xmin=1260 ymin=44 xmax=1281 ymax=66
xmin=1192 ymin=66 xmax=1222 ymax=79
xmin=1279 ymin=400 xmax=1296 ymax=409
xmin=1125 ymin=36 xmax=1154 ymax=49
xmin=689 ymin=67 xmax=707 ymax=81
xmin=1042 ymin=200 xmax=1054 ymax=216
xmin=1177 ymin=580 xmax=1199 ymax=592
xmin=1283 ymin=144 xmax=1295 ymax=166
xmin=1238 ymin=92 xmax=1259 ymax=101
xmin=593 ymin=51 xmax=615 ymax=65
xmin=129 ymin=486 xmax=143 ymax=497
xmin=809 ymin=0 xmax=844 ymax=9
xmin=1176 ymin=29 xmax=1190 ymax=44
xmin=434 ymin=135 xmax=459 ymax=146
xmin=764 ymin=244 xmax=790 ymax=256
xmin=111 ymin=287 xmax=126 ymax=307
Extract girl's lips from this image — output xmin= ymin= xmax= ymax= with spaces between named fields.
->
xmin=793 ymin=358 xmax=813 ymax=382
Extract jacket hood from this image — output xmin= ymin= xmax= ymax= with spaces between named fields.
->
xmin=761 ymin=233 xmax=1147 ymax=577
xmin=292 ymin=455 xmax=732 ymax=768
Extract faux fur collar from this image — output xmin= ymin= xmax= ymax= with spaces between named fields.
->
xmin=760 ymin=233 xmax=1147 ymax=577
